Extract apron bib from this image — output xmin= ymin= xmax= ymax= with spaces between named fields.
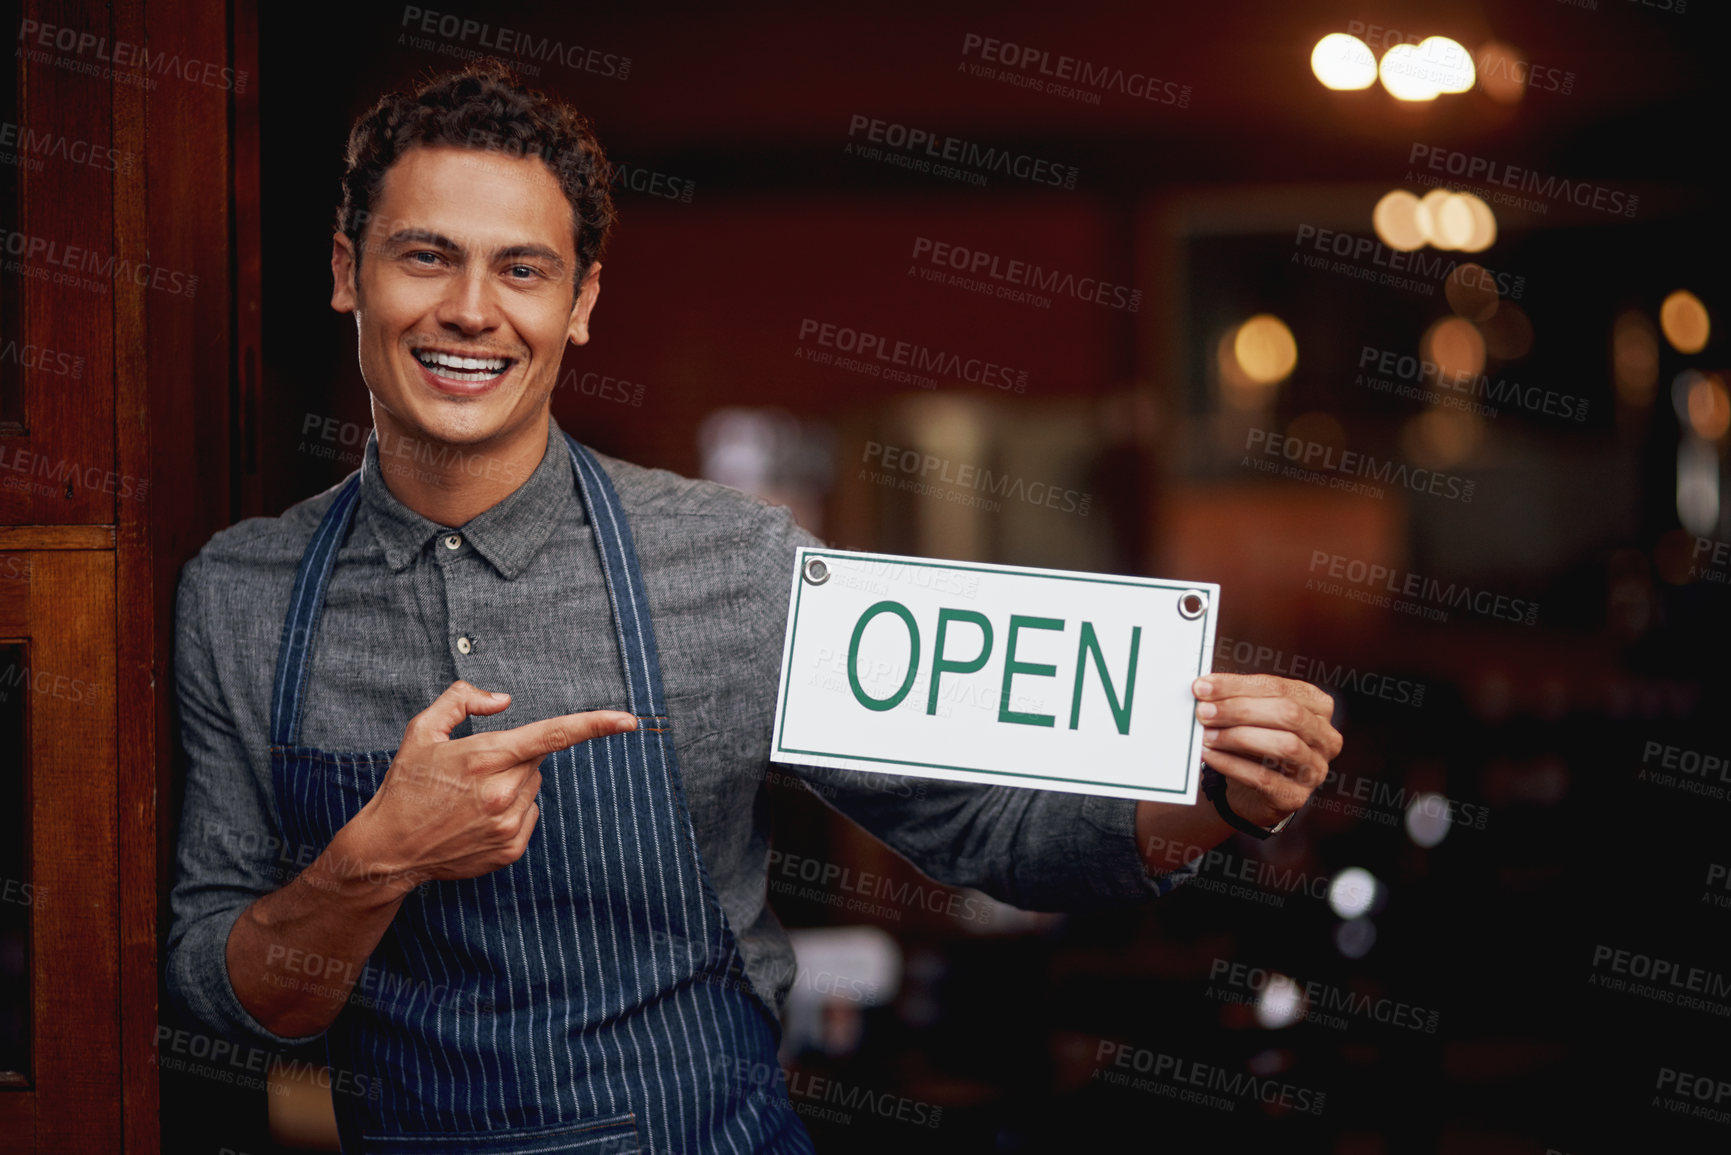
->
xmin=266 ymin=434 xmax=814 ymax=1154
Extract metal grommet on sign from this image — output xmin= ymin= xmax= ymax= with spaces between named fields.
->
xmin=1177 ymin=590 xmax=1207 ymax=620
xmin=803 ymin=557 xmax=831 ymax=586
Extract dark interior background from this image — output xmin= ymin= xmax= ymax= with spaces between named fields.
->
xmin=162 ymin=1 xmax=1728 ymax=1151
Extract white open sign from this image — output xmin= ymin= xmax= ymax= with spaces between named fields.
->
xmin=770 ymin=548 xmax=1218 ymax=803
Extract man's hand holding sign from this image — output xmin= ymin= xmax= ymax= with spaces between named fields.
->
xmin=772 ymin=549 xmax=1343 ymax=879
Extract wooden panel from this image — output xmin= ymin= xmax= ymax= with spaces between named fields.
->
xmin=14 ymin=551 xmax=119 ymax=1153
xmin=0 ymin=0 xmax=115 ymax=525
xmin=0 ymin=526 xmax=114 ymax=550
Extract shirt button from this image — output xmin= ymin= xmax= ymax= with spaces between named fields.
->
xmin=444 ymin=534 xmax=462 ymax=550
xmin=456 ymin=635 xmax=473 ymax=655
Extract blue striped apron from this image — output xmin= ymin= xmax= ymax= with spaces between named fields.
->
xmin=268 ymin=434 xmax=815 ymax=1154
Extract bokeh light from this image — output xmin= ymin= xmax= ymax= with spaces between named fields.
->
xmin=1457 ymin=193 xmax=1497 ymax=252
xmin=1422 ymin=316 xmax=1487 ymax=380
xmin=1660 ymin=289 xmax=1710 ymax=354
xmin=1379 ymin=43 xmax=1440 ymax=101
xmin=1418 ymin=36 xmax=1475 ymax=94
xmin=1254 ymin=974 xmax=1307 ymax=1029
xmin=1405 ymin=792 xmax=1453 ymax=847
xmin=1402 ymin=409 xmax=1484 ymax=470
xmin=1327 ymin=867 xmax=1380 ymax=920
xmin=1612 ymin=310 xmax=1660 ymax=405
xmin=1445 ymin=264 xmax=1500 ymax=322
xmin=1479 ymin=302 xmax=1534 ymax=361
xmin=1311 ymin=34 xmax=1378 ymax=90
xmin=1687 ymin=373 xmax=1731 ymax=440
xmin=1476 ymin=41 xmax=1526 ymax=103
xmin=1233 ymin=314 xmax=1298 ymax=385
xmin=1373 ymin=190 xmax=1426 ymax=251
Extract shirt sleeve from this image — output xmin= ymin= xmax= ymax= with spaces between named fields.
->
xmin=742 ymin=505 xmax=1199 ymax=912
xmin=163 ymin=554 xmax=328 ymax=1048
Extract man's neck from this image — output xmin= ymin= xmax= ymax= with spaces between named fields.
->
xmin=373 ymin=416 xmax=550 ymax=528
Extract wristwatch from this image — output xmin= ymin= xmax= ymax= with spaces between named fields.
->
xmin=1202 ymin=765 xmax=1295 ymax=840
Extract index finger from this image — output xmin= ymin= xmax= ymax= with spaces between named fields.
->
xmin=1193 ymin=673 xmax=1335 ymax=718
xmin=476 ymin=710 xmax=639 ymax=770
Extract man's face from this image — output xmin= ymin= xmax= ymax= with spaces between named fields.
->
xmin=330 ymin=145 xmax=600 ymax=449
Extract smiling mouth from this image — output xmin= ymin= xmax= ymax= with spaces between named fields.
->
xmin=412 ymin=348 xmax=516 ymax=384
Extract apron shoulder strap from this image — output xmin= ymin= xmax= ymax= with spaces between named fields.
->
xmin=269 ymin=474 xmax=363 ymax=748
xmin=563 ymin=434 xmax=669 ymax=719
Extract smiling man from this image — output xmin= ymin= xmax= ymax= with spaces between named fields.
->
xmin=165 ymin=60 xmax=1341 ymax=1154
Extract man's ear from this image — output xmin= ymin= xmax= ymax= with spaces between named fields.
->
xmin=332 ymin=233 xmax=359 ymax=314
xmin=567 ymin=262 xmax=602 ymax=346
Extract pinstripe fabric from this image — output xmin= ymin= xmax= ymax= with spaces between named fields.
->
xmin=267 ymin=437 xmax=814 ymax=1154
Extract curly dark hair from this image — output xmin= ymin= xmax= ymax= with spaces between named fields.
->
xmin=336 ymin=58 xmax=615 ymax=287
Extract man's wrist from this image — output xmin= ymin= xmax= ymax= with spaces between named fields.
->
xmin=313 ymin=816 xmax=420 ymax=902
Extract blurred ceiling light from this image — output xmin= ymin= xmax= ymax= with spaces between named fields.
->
xmin=1335 ymin=918 xmax=1377 ymax=958
xmin=1233 ymin=314 xmax=1298 ymax=385
xmin=1327 ymin=867 xmax=1380 ymax=920
xmin=1422 ymin=316 xmax=1486 ymax=380
xmin=1445 ymin=264 xmax=1500 ymax=322
xmin=1660 ymin=289 xmax=1711 ymax=354
xmin=1217 ymin=328 xmax=1265 ymax=410
xmin=1418 ymin=36 xmax=1475 ymax=93
xmin=1254 ymin=974 xmax=1307 ymax=1030
xmin=1612 ymin=311 xmax=1660 ymax=405
xmin=1478 ymin=302 xmax=1534 ymax=362
xmin=1476 ymin=41 xmax=1526 ymax=103
xmin=1405 ymin=792 xmax=1452 ymax=847
xmin=1402 ymin=408 xmax=1484 ymax=469
xmin=1287 ymin=411 xmax=1346 ymax=452
xmin=1457 ymin=193 xmax=1497 ymax=252
xmin=1677 ymin=435 xmax=1720 ymax=536
xmin=1687 ymin=373 xmax=1731 ymax=441
xmin=1416 ymin=189 xmax=1474 ymax=249
xmin=1373 ymin=190 xmax=1427 ymax=251
xmin=1379 ymin=43 xmax=1441 ymax=101
xmin=1311 ymin=33 xmax=1378 ymax=90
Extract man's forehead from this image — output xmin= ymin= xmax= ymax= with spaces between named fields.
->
xmin=365 ymin=145 xmax=577 ymax=255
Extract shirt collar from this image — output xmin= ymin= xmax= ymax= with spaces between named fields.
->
xmin=357 ymin=416 xmax=581 ymax=579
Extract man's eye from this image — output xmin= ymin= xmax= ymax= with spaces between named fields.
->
xmin=506 ymin=265 xmax=540 ymax=279
xmin=407 ymin=251 xmax=444 ymax=266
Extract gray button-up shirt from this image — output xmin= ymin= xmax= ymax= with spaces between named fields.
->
xmin=166 ymin=415 xmax=1186 ymax=1048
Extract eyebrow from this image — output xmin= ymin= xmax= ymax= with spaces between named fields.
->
xmin=383 ymin=228 xmax=569 ymax=272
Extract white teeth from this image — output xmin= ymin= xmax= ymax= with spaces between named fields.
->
xmin=415 ymin=350 xmax=511 ymax=373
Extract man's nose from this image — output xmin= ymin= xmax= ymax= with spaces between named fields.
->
xmin=435 ymin=269 xmax=499 ymax=334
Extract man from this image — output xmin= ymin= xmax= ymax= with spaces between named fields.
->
xmin=166 ymin=60 xmax=1341 ymax=1154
